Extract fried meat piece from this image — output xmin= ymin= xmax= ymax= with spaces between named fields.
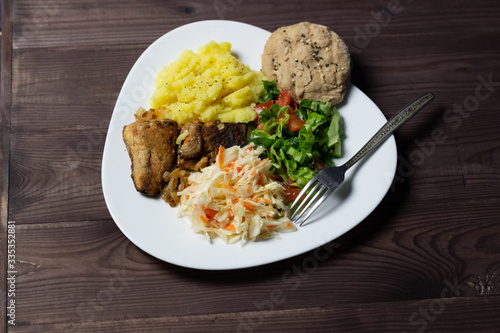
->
xmin=178 ymin=120 xmax=203 ymax=160
xmin=177 ymin=120 xmax=247 ymax=170
xmin=123 ymin=119 xmax=178 ymax=195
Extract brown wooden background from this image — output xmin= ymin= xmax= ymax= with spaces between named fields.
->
xmin=1 ymin=0 xmax=500 ymax=332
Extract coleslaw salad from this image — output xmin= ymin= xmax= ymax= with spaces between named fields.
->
xmin=178 ymin=143 xmax=296 ymax=244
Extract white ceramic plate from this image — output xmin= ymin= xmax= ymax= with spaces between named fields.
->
xmin=102 ymin=20 xmax=397 ymax=270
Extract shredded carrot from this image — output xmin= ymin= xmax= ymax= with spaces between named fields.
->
xmin=267 ymin=225 xmax=276 ymax=231
xmin=286 ymin=222 xmax=293 ymax=228
xmin=223 ymin=161 xmax=236 ymax=171
xmin=224 ymin=224 xmax=235 ymax=231
xmin=262 ymin=197 xmax=271 ymax=203
xmin=241 ymin=200 xmax=256 ymax=211
xmin=218 ymin=146 xmax=225 ymax=170
xmin=256 ymin=158 xmax=269 ymax=166
xmin=204 ymin=208 xmax=218 ymax=220
xmin=200 ymin=215 xmax=208 ymax=223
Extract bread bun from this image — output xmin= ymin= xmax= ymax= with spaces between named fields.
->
xmin=262 ymin=22 xmax=351 ymax=105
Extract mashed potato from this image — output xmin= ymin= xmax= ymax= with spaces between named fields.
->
xmin=148 ymin=41 xmax=264 ymax=125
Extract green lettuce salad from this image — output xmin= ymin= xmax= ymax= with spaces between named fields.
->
xmin=250 ymin=80 xmax=343 ymax=188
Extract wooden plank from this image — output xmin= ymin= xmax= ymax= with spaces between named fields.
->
xmin=11 ymin=0 xmax=198 ymax=49
xmin=10 ymin=45 xmax=141 ymax=110
xmin=7 ymin=297 xmax=500 ymax=332
xmin=391 ymin=123 xmax=500 ymax=200
xmin=10 ymin=0 xmax=500 ymax=49
xmin=1 ymin=0 xmax=13 ymax=331
xmin=5 ymin=0 xmax=500 ymax=331
xmin=8 ymin=130 xmax=110 ymax=224
xmin=9 ymin=200 xmax=500 ymax=324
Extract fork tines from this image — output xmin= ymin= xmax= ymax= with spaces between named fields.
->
xmin=290 ymin=177 xmax=329 ymax=226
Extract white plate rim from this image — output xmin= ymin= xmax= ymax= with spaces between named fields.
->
xmin=101 ymin=20 xmax=397 ymax=270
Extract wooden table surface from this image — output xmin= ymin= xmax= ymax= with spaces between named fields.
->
xmin=2 ymin=0 xmax=500 ymax=332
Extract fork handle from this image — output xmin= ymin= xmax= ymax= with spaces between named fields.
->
xmin=344 ymin=92 xmax=435 ymax=170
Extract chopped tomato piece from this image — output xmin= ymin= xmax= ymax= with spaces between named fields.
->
xmin=287 ymin=108 xmax=305 ymax=132
xmin=283 ymin=183 xmax=302 ymax=202
xmin=254 ymin=89 xmax=302 ymax=131
xmin=276 ymin=89 xmax=291 ymax=106
xmin=254 ymin=100 xmax=274 ymax=114
xmin=254 ymin=100 xmax=274 ymax=124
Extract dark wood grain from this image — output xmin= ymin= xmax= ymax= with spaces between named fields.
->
xmin=2 ymin=0 xmax=500 ymax=331
xmin=9 ymin=0 xmax=500 ymax=49
xmin=1 ymin=0 xmax=12 ymax=331
xmin=8 ymin=297 xmax=500 ymax=333
xmin=8 ymin=207 xmax=500 ymax=330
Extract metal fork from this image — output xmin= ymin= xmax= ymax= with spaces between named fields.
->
xmin=290 ymin=92 xmax=435 ymax=226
